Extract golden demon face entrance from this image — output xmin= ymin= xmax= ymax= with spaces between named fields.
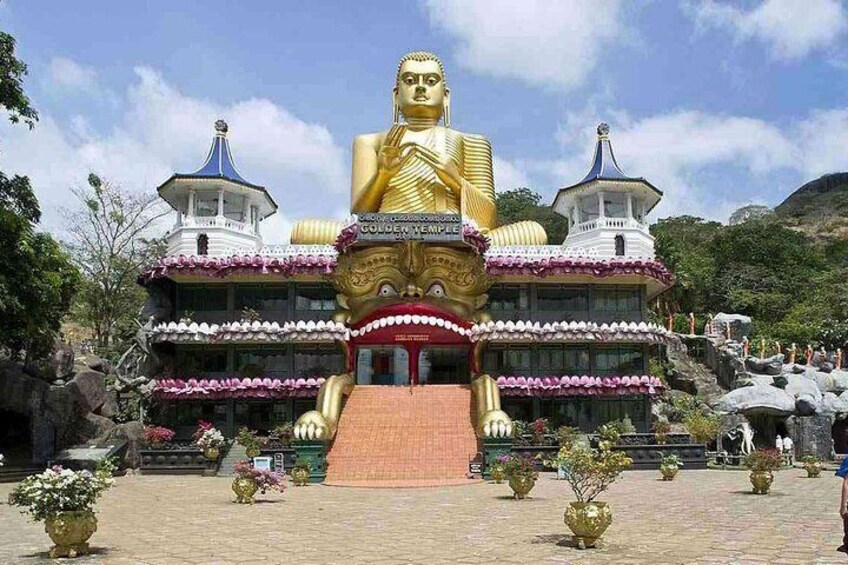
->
xmin=332 ymin=242 xmax=487 ymax=385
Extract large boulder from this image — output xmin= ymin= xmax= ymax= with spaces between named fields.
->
xmin=714 ymin=385 xmax=795 ymax=415
xmin=744 ymin=354 xmax=784 ymax=376
xmin=74 ymin=413 xmax=116 ymax=444
xmin=713 ymin=313 xmax=752 ymax=342
xmin=822 ymin=391 xmax=848 ymax=415
xmin=67 ymin=370 xmax=108 ymax=415
xmin=786 ymin=414 xmax=834 ymax=460
xmin=106 ymin=421 xmax=145 ymax=467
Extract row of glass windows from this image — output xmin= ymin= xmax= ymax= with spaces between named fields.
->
xmin=174 ymin=345 xmax=346 ymax=377
xmin=482 ymin=345 xmax=646 ymax=376
xmin=488 ymin=285 xmax=643 ymax=318
xmin=176 ymin=284 xmax=337 ymax=317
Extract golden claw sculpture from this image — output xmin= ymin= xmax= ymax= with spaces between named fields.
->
xmin=472 ymin=373 xmax=513 ymax=438
xmin=293 ymin=373 xmax=355 ymax=441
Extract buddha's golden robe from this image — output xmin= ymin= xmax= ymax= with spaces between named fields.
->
xmin=290 ymin=127 xmax=547 ymax=246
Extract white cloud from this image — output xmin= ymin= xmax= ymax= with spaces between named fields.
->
xmin=690 ymin=0 xmax=848 ymax=60
xmin=493 ymin=156 xmax=530 ymax=191
xmin=423 ymin=0 xmax=629 ymax=90
xmin=46 ymin=57 xmax=101 ymax=93
xmin=0 ymin=65 xmax=348 ymax=244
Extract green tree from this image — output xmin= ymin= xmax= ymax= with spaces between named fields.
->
xmin=495 ymin=187 xmax=569 ymax=244
xmin=0 ymin=31 xmax=79 ymax=360
xmin=64 ymin=174 xmax=167 ymax=353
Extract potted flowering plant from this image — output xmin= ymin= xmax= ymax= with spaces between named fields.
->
xmin=801 ymin=454 xmax=822 ymax=478
xmin=652 ymin=421 xmax=672 ymax=445
xmin=659 ymin=454 xmax=683 ymax=481
xmin=745 ymin=449 xmax=782 ymax=494
xmin=270 ymin=423 xmax=295 ymax=447
xmin=291 ymin=457 xmax=312 ymax=486
xmin=236 ymin=427 xmax=262 ymax=458
xmin=531 ymin=418 xmax=549 ymax=446
xmin=489 ymin=454 xmax=510 ymax=484
xmin=501 ymin=453 xmax=538 ymax=499
xmin=143 ymin=425 xmax=175 ymax=449
xmin=8 ymin=464 xmax=114 ymax=558
xmin=193 ymin=421 xmax=225 ymax=460
xmin=553 ymin=443 xmax=632 ymax=549
xmin=232 ymin=461 xmax=285 ymax=504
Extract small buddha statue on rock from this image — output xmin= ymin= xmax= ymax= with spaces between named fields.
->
xmin=291 ymin=51 xmax=547 ymax=246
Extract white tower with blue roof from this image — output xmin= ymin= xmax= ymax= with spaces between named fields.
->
xmin=552 ymin=123 xmax=662 ymax=259
xmin=157 ymin=119 xmax=278 ymax=257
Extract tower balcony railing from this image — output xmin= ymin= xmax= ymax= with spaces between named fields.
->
xmin=174 ymin=215 xmax=258 ymax=235
xmin=574 ymin=217 xmax=648 ymax=234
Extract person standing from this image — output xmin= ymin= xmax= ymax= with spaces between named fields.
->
xmin=837 ymin=457 xmax=848 ymax=553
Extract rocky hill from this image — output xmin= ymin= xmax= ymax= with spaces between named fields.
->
xmin=774 ymin=172 xmax=848 ymax=241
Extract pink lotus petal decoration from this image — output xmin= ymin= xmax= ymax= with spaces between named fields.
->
xmin=494 ymin=374 xmax=663 ymax=398
xmin=152 ymin=375 xmax=326 ymax=399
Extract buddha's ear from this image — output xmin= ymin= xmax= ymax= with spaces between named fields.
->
xmin=443 ymin=88 xmax=451 ymax=128
xmin=392 ymin=86 xmax=400 ymax=124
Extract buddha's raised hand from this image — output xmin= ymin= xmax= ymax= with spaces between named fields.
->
xmin=293 ymin=410 xmax=329 ymax=441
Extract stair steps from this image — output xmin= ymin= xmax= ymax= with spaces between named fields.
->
xmin=325 ymin=385 xmax=481 ymax=487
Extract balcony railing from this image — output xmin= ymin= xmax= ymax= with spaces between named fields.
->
xmin=575 ymin=217 xmax=648 ymax=233
xmin=174 ymin=215 xmax=257 ymax=235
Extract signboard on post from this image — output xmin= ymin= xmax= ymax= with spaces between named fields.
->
xmin=273 ymin=452 xmax=285 ymax=473
xmin=356 ymin=213 xmax=463 ymax=245
xmin=253 ymin=457 xmax=272 ymax=471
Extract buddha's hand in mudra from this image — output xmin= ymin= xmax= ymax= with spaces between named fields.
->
xmin=377 ymin=124 xmax=417 ymax=177
xmin=412 ymin=144 xmax=463 ymax=193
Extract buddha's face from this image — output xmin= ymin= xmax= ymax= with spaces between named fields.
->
xmin=394 ymin=59 xmax=447 ymax=121
xmin=332 ymin=243 xmax=488 ymax=326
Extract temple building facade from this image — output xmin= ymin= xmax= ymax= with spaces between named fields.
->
xmin=139 ymin=52 xmax=673 ymax=484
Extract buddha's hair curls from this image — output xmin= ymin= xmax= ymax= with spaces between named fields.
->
xmin=396 ymin=51 xmax=447 ymax=87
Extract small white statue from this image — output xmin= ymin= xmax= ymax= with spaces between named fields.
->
xmin=740 ymin=422 xmax=755 ymax=455
xmin=775 ymin=434 xmax=783 ymax=452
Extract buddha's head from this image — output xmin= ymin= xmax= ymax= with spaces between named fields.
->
xmin=393 ymin=51 xmax=450 ymax=126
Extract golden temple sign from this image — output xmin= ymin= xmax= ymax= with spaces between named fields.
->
xmin=357 ymin=213 xmax=462 ymax=244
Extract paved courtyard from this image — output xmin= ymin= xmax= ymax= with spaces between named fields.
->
xmin=0 ymin=469 xmax=844 ymax=564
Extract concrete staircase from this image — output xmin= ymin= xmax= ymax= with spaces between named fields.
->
xmin=324 ymin=385 xmax=481 ymax=487
xmin=218 ymin=442 xmax=247 ymax=477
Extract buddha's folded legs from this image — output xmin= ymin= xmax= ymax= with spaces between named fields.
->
xmin=487 ymin=220 xmax=548 ymax=246
xmin=290 ymin=218 xmax=347 ymax=245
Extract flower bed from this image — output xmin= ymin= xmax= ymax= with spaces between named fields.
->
xmin=496 ymin=375 xmax=664 ymax=397
xmin=153 ymin=377 xmax=325 ymax=399
xmin=471 ymin=320 xmax=675 ymax=344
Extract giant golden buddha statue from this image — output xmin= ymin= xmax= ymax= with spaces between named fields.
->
xmin=290 ymin=51 xmax=547 ymax=246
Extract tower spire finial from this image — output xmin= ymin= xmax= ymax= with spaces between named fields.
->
xmin=214 ymin=119 xmax=228 ymax=137
xmin=597 ymin=122 xmax=610 ymax=139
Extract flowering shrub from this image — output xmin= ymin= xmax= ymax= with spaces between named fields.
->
xmin=531 ymin=418 xmax=549 ymax=445
xmin=745 ymin=449 xmax=783 ymax=472
xmin=551 ymin=444 xmax=632 ymax=503
xmin=651 ymin=421 xmax=672 ymax=435
xmin=556 ymin=426 xmax=580 ymax=448
xmin=684 ymin=412 xmax=721 ymax=445
xmin=660 ymin=454 xmax=683 ymax=468
xmin=195 ymin=427 xmax=225 ymax=450
xmin=500 ymin=454 xmax=538 ymax=479
xmin=8 ymin=466 xmax=114 ymax=522
xmin=192 ymin=420 xmax=213 ymax=442
xmin=596 ymin=423 xmax=621 ymax=445
xmin=234 ymin=461 xmax=286 ymax=494
xmin=270 ymin=423 xmax=295 ymax=447
xmin=236 ymin=427 xmax=262 ymax=452
xmin=143 ymin=426 xmax=175 ymax=446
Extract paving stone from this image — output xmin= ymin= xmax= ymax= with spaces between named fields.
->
xmin=0 ymin=469 xmax=844 ymax=563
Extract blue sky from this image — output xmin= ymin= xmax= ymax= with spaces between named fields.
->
xmin=1 ymin=0 xmax=847 ymax=241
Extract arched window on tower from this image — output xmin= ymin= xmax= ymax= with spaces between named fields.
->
xmin=197 ymin=233 xmax=209 ymax=256
xmin=614 ymin=234 xmax=625 ymax=256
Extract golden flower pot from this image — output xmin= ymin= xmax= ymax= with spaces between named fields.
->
xmin=564 ymin=501 xmax=613 ymax=549
xmin=291 ymin=467 xmax=310 ymax=487
xmin=749 ymin=470 xmax=774 ymax=494
xmin=491 ymin=466 xmax=505 ymax=484
xmin=804 ymin=462 xmax=822 ymax=478
xmin=45 ymin=510 xmax=97 ymax=558
xmin=232 ymin=477 xmax=258 ymax=504
xmin=660 ymin=464 xmax=679 ymax=481
xmin=655 ymin=433 xmax=668 ymax=445
xmin=508 ymin=475 xmax=535 ymax=499
xmin=203 ymin=447 xmax=220 ymax=461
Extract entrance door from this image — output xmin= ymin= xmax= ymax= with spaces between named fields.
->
xmin=418 ymin=346 xmax=470 ymax=384
xmin=356 ymin=346 xmax=410 ymax=385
